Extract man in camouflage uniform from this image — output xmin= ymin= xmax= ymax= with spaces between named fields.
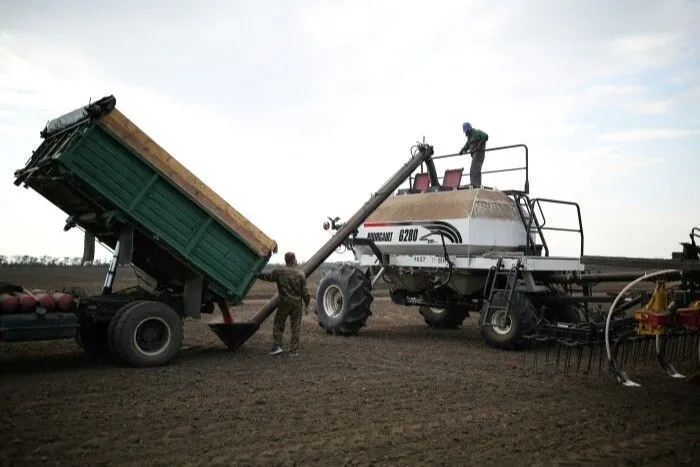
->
xmin=458 ymin=122 xmax=489 ymax=188
xmin=256 ymin=251 xmax=310 ymax=356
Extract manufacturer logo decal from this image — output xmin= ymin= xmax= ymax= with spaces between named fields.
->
xmin=367 ymin=231 xmax=393 ymax=242
xmin=363 ymin=221 xmax=462 ymax=243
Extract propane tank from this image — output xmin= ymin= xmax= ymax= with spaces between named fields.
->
xmin=52 ymin=293 xmax=75 ymax=311
xmin=36 ymin=293 xmax=56 ymax=311
xmin=18 ymin=293 xmax=38 ymax=311
xmin=1 ymin=293 xmax=20 ymax=312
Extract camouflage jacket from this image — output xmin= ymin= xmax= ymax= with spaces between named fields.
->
xmin=257 ymin=266 xmax=311 ymax=305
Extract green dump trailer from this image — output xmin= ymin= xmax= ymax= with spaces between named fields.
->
xmin=2 ymin=95 xmax=278 ymax=367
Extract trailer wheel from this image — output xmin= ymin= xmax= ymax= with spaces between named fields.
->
xmin=316 ymin=264 xmax=373 ymax=335
xmin=111 ymin=301 xmax=183 ymax=367
xmin=76 ymin=320 xmax=110 ymax=357
xmin=419 ymin=306 xmax=468 ymax=329
xmin=479 ymin=291 xmax=536 ymax=350
xmin=107 ymin=300 xmax=147 ymax=363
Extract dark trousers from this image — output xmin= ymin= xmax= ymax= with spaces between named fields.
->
xmin=469 ymin=142 xmax=486 ymax=188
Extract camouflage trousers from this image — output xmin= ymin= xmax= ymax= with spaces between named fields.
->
xmin=273 ymin=299 xmax=303 ymax=352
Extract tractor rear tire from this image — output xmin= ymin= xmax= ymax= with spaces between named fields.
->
xmin=316 ymin=264 xmax=373 ymax=335
xmin=110 ymin=300 xmax=184 ymax=367
xmin=419 ymin=306 xmax=468 ymax=329
xmin=479 ymin=291 xmax=536 ymax=350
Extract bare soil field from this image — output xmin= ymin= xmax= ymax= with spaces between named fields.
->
xmin=1 ymin=265 xmax=699 ymax=466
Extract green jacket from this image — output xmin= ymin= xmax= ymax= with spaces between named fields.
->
xmin=257 ymin=266 xmax=311 ymax=306
xmin=461 ymin=128 xmax=488 ymax=153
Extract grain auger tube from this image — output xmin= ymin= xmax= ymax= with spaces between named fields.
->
xmin=209 ymin=141 xmax=438 ymax=350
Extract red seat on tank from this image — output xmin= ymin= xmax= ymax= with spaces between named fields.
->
xmin=442 ymin=168 xmax=463 ymax=190
xmin=398 ymin=172 xmax=430 ymax=194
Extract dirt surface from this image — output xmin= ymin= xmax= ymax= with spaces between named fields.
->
xmin=1 ymin=266 xmax=700 ymax=466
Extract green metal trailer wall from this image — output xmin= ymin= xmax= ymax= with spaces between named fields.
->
xmin=14 ymin=99 xmax=273 ymax=304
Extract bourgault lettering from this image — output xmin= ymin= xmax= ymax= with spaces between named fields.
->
xmin=367 ymin=231 xmax=393 ymax=242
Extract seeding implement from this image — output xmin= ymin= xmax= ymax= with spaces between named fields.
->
xmin=4 ymin=95 xmax=698 ymax=384
xmin=317 ymin=144 xmax=700 ymax=387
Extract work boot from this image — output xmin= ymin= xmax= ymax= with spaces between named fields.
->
xmin=268 ymin=345 xmax=283 ymax=356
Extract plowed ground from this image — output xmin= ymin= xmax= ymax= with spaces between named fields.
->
xmin=1 ymin=266 xmax=699 ymax=466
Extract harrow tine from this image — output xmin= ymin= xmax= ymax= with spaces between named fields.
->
xmin=631 ymin=338 xmax=640 ymax=371
xmin=564 ymin=342 xmax=572 ymax=372
xmin=642 ymin=338 xmax=651 ymax=368
xmin=681 ymin=333 xmax=689 ymax=360
xmin=655 ymin=334 xmax=685 ymax=380
xmin=532 ymin=342 xmax=538 ymax=367
xmin=670 ymin=334 xmax=680 ymax=361
xmin=598 ymin=341 xmax=605 ymax=375
xmin=585 ymin=344 xmax=595 ymax=375
xmin=621 ymin=338 xmax=630 ymax=373
xmin=575 ymin=344 xmax=583 ymax=373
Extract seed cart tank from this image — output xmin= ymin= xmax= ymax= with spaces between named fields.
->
xmin=357 ymin=188 xmax=535 ymax=297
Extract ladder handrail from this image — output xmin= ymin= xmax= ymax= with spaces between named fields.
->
xmin=526 ymin=198 xmax=584 ymax=257
xmin=512 ymin=193 xmax=549 ymax=256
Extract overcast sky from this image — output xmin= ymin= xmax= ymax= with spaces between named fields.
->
xmin=1 ymin=0 xmax=698 ymax=264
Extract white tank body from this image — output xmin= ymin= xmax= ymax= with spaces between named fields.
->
xmin=357 ymin=188 xmax=529 ymax=257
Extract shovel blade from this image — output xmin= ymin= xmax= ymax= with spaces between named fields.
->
xmin=209 ymin=322 xmax=260 ymax=351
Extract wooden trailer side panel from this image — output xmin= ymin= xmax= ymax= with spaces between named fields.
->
xmin=99 ymin=109 xmax=277 ymax=257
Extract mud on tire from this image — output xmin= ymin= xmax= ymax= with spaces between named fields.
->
xmin=419 ymin=306 xmax=468 ymax=329
xmin=479 ymin=291 xmax=536 ymax=350
xmin=315 ymin=264 xmax=373 ymax=335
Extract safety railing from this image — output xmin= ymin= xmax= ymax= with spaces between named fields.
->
xmin=526 ymin=198 xmax=584 ymax=257
xmin=404 ymin=143 xmax=530 ymax=194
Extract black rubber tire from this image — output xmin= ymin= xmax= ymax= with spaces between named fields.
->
xmin=76 ymin=319 xmax=110 ymax=357
xmin=111 ymin=300 xmax=184 ymax=367
xmin=555 ymin=304 xmax=587 ymax=324
xmin=107 ymin=300 xmax=147 ymax=363
xmin=479 ymin=291 xmax=536 ymax=350
xmin=542 ymin=289 xmax=587 ymax=325
xmin=419 ymin=305 xmax=468 ymax=329
xmin=315 ymin=264 xmax=373 ymax=335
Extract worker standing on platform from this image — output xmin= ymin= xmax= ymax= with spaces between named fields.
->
xmin=256 ymin=252 xmax=310 ymax=357
xmin=458 ymin=122 xmax=489 ymax=188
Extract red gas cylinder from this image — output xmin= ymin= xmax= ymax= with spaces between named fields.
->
xmin=52 ymin=293 xmax=75 ymax=311
xmin=36 ymin=293 xmax=56 ymax=311
xmin=18 ymin=293 xmax=38 ymax=311
xmin=1 ymin=293 xmax=20 ymax=312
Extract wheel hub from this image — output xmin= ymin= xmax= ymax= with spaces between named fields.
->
xmin=323 ymin=285 xmax=344 ymax=318
xmin=133 ymin=317 xmax=171 ymax=355
xmin=490 ymin=309 xmax=512 ymax=335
